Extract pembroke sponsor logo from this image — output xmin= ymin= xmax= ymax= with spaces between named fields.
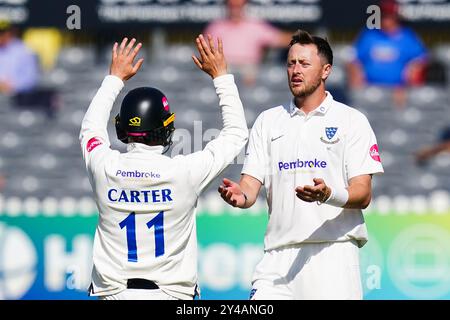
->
xmin=116 ymin=170 xmax=160 ymax=179
xmin=108 ymin=188 xmax=173 ymax=203
xmin=278 ymin=158 xmax=327 ymax=171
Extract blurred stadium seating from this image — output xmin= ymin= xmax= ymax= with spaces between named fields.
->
xmin=0 ymin=42 xmax=448 ymax=206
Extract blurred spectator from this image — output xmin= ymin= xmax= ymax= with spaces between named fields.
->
xmin=0 ymin=20 xmax=39 ymax=95
xmin=23 ymin=28 xmax=62 ymax=71
xmin=347 ymin=0 xmax=428 ymax=108
xmin=204 ymin=0 xmax=291 ymax=86
xmin=0 ymin=21 xmax=59 ymax=117
xmin=415 ymin=126 xmax=450 ymax=166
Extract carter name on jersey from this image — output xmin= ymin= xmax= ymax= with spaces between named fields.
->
xmin=108 ymin=188 xmax=173 ymax=203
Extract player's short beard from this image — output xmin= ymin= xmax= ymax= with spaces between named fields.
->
xmin=290 ymin=75 xmax=323 ymax=98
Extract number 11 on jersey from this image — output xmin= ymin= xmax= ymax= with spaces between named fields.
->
xmin=119 ymin=211 xmax=165 ymax=262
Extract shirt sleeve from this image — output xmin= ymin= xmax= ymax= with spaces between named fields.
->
xmin=241 ymin=112 xmax=267 ymax=184
xmin=79 ymin=75 xmax=124 ymax=172
xmin=345 ymin=110 xmax=384 ymax=180
xmin=183 ymin=74 xmax=249 ymax=194
xmin=12 ymin=50 xmax=39 ymax=92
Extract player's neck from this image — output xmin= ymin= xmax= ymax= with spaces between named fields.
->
xmin=228 ymin=8 xmax=245 ymax=23
xmin=294 ymin=86 xmax=327 ymax=115
xmin=229 ymin=16 xmax=244 ymax=23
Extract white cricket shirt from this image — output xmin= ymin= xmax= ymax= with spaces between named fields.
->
xmin=80 ymin=74 xmax=248 ymax=299
xmin=242 ymin=92 xmax=384 ymax=251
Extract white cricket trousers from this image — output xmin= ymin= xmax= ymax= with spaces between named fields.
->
xmin=99 ymin=289 xmax=180 ymax=300
xmin=250 ymin=240 xmax=363 ymax=300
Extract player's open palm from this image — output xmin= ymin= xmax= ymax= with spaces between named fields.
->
xmin=295 ymin=178 xmax=330 ymax=203
xmin=218 ymin=178 xmax=246 ymax=208
xmin=192 ymin=34 xmax=227 ymax=79
xmin=110 ymin=37 xmax=144 ymax=81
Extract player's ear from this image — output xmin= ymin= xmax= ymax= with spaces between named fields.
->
xmin=115 ymin=114 xmax=128 ymax=143
xmin=321 ymin=63 xmax=332 ymax=81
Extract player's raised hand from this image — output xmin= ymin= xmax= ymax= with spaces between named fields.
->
xmin=295 ymin=178 xmax=331 ymax=203
xmin=110 ymin=37 xmax=144 ymax=81
xmin=192 ymin=34 xmax=227 ymax=79
xmin=218 ymin=178 xmax=246 ymax=208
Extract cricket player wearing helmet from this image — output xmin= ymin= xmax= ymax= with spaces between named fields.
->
xmin=80 ymin=36 xmax=248 ymax=300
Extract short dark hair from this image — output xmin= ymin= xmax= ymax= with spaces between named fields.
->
xmin=289 ymin=29 xmax=333 ymax=66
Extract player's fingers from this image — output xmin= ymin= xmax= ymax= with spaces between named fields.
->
xmin=218 ymin=185 xmax=228 ymax=196
xmin=223 ymin=178 xmax=240 ymax=190
xmin=218 ymin=186 xmax=227 ymax=195
xmin=224 ymin=195 xmax=233 ymax=205
xmin=119 ymin=37 xmax=128 ymax=55
xmin=219 ymin=186 xmax=230 ymax=197
xmin=198 ymin=34 xmax=212 ymax=57
xmin=220 ymin=191 xmax=228 ymax=202
xmin=132 ymin=58 xmax=144 ymax=73
xmin=297 ymin=188 xmax=315 ymax=197
xmin=196 ymin=36 xmax=208 ymax=62
xmin=296 ymin=193 xmax=314 ymax=202
xmin=220 ymin=191 xmax=227 ymax=201
xmin=217 ymin=37 xmax=223 ymax=54
xmin=207 ymin=34 xmax=215 ymax=54
xmin=129 ymin=42 xmax=142 ymax=61
xmin=296 ymin=192 xmax=306 ymax=200
xmin=219 ymin=186 xmax=237 ymax=206
xmin=225 ymin=189 xmax=233 ymax=199
xmin=112 ymin=42 xmax=118 ymax=59
xmin=296 ymin=186 xmax=316 ymax=197
xmin=303 ymin=185 xmax=320 ymax=194
xmin=223 ymin=178 xmax=235 ymax=187
xmin=300 ymin=186 xmax=324 ymax=201
xmin=124 ymin=38 xmax=136 ymax=56
xmin=313 ymin=178 xmax=324 ymax=186
xmin=192 ymin=55 xmax=203 ymax=70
